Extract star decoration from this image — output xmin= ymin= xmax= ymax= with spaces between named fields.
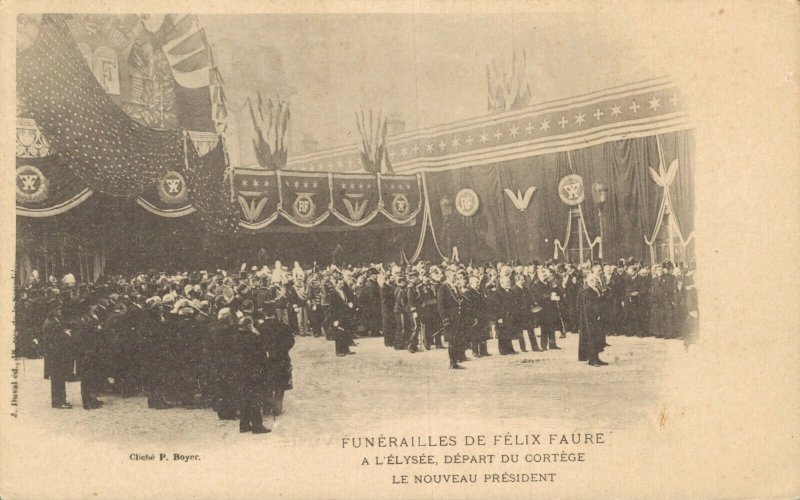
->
xmin=670 ymin=94 xmax=679 ymax=106
xmin=525 ymin=123 xmax=535 ymax=134
xmin=479 ymin=132 xmax=489 ymax=143
xmin=509 ymin=125 xmax=519 ymax=137
xmin=302 ymin=181 xmax=309 ymax=188
xmin=629 ymin=100 xmax=640 ymax=113
xmin=312 ymin=181 xmax=319 ymax=189
xmin=341 ymin=182 xmax=347 ymax=189
xmin=241 ymin=179 xmax=249 ymax=187
xmin=648 ymin=96 xmax=661 ymax=110
xmin=252 ymin=179 xmax=260 ymax=188
xmin=346 ymin=158 xmax=353 ymax=167
xmin=358 ymin=183 xmax=364 ymax=190
xmin=593 ymin=108 xmax=604 ymax=120
xmin=540 ymin=119 xmax=551 ymax=131
xmin=559 ymin=116 xmax=569 ymax=128
xmin=412 ymin=144 xmax=419 ymax=154
xmin=293 ymin=181 xmax=300 ymax=189
xmin=451 ymin=137 xmax=461 ymax=148
xmin=389 ymin=149 xmax=396 ymax=159
xmin=400 ymin=147 xmax=408 ymax=157
xmin=337 ymin=160 xmax=344 ymax=169
xmin=425 ymin=143 xmax=434 ymax=153
xmin=574 ymin=113 xmax=586 ymax=125
xmin=465 ymin=136 xmax=474 ymax=145
xmin=494 ymin=130 xmax=503 ymax=141
xmin=438 ymin=141 xmax=446 ymax=150
xmin=610 ymin=104 xmax=622 ymax=117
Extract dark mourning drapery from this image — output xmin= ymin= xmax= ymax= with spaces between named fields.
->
xmin=422 ymin=130 xmax=694 ymax=264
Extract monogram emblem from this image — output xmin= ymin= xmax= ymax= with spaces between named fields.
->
xmin=158 ymin=171 xmax=188 ymax=204
xmin=455 ymin=188 xmax=480 ymax=216
xmin=293 ymin=193 xmax=316 ymax=220
xmin=16 ymin=164 xmax=49 ymax=203
xmin=558 ymin=174 xmax=584 ymax=206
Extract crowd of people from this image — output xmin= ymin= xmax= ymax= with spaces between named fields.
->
xmin=14 ymin=257 xmax=698 ymax=432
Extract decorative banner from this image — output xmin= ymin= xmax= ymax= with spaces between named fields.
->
xmin=455 ymin=188 xmax=480 ymax=216
xmin=234 ymin=168 xmax=279 ymax=230
xmin=284 ymin=76 xmax=691 ymax=174
xmin=278 ymin=171 xmax=331 ymax=227
xmin=330 ymin=173 xmax=381 ymax=226
xmin=379 ymin=174 xmax=422 ymax=224
xmin=17 ymin=15 xmax=185 ymax=196
xmin=16 ymin=156 xmax=93 ymax=218
xmin=558 ymin=174 xmax=585 ymax=205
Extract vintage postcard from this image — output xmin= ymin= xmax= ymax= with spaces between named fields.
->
xmin=0 ymin=1 xmax=797 ymax=499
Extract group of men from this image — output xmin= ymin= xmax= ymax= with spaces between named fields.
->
xmin=16 ymin=270 xmax=295 ymax=434
xmin=14 ymin=256 xmax=698 ymax=426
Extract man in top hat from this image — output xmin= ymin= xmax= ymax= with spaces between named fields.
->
xmin=579 ymin=273 xmax=608 ymax=366
xmin=329 ymin=272 xmax=356 ymax=356
xmin=209 ymin=307 xmax=238 ymax=419
xmin=256 ymin=300 xmax=295 ymax=417
xmin=438 ymin=265 xmax=466 ymax=369
xmin=75 ymin=299 xmax=105 ymax=410
xmin=43 ymin=298 xmax=74 ymax=409
xmin=492 ymin=273 xmax=519 ymax=355
xmin=360 ymin=268 xmax=382 ymax=337
xmin=235 ymin=317 xmax=270 ymax=434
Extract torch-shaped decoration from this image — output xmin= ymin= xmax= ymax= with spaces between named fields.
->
xmin=592 ymin=181 xmax=609 ymax=260
xmin=355 ymin=108 xmax=392 ymax=173
xmin=487 ymin=47 xmax=533 ymax=112
xmin=249 ymin=92 xmax=290 ymax=170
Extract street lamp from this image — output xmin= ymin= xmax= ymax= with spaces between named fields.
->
xmin=592 ymin=182 xmax=609 ymax=260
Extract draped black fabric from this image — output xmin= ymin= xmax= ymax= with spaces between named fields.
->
xmin=423 ymin=131 xmax=693 ymax=264
xmin=184 ymin=140 xmax=239 ymax=234
xmin=659 ymin=130 xmax=695 ymax=241
xmin=17 ymin=15 xmax=185 ymax=197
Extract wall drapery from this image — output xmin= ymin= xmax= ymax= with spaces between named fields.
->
xmin=421 ymin=130 xmax=694 ymax=264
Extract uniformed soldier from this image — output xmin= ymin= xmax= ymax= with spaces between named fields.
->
xmin=438 ymin=266 xmax=465 ymax=369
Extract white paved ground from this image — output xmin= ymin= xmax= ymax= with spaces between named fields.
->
xmin=11 ymin=332 xmax=684 ymax=446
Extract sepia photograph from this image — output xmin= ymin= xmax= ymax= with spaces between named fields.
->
xmin=1 ymin=2 xmax=798 ymax=499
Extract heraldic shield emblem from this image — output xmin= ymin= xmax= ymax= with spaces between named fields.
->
xmin=558 ymin=174 xmax=585 ymax=206
xmin=16 ymin=164 xmax=49 ymax=203
xmin=455 ymin=188 xmax=480 ymax=216
xmin=158 ymin=170 xmax=188 ymax=204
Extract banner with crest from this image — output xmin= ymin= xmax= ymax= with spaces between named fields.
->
xmin=233 ymin=168 xmax=279 ymax=230
xmin=379 ymin=173 xmax=422 ymax=224
xmin=277 ymin=171 xmax=332 ymax=227
xmin=330 ymin=173 xmax=381 ymax=226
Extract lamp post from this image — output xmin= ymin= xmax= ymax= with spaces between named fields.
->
xmin=592 ymin=182 xmax=609 ymax=260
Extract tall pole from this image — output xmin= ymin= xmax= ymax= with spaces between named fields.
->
xmin=598 ymin=207 xmax=604 ymax=261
